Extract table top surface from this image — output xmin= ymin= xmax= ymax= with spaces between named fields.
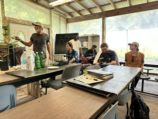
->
xmin=0 ymin=87 xmax=112 ymax=119
xmin=0 ymin=65 xmax=67 ymax=86
xmin=67 ymin=65 xmax=141 ymax=95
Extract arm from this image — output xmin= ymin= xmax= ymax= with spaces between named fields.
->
xmin=47 ymin=42 xmax=51 ymax=60
xmin=79 ymin=48 xmax=83 ymax=57
xmin=125 ymin=53 xmax=127 ymax=66
xmin=78 ymin=41 xmax=84 ymax=57
xmin=69 ymin=58 xmax=76 ymax=64
xmin=107 ymin=60 xmax=117 ymax=65
xmin=69 ymin=51 xmax=79 ymax=63
xmin=93 ymin=51 xmax=102 ymax=64
xmin=107 ymin=51 xmax=117 ymax=65
xmin=15 ymin=36 xmax=32 ymax=47
xmin=141 ymin=53 xmax=144 ymax=69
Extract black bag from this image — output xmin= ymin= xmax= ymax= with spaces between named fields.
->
xmin=130 ymin=91 xmax=150 ymax=119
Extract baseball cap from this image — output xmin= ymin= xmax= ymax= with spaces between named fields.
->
xmin=32 ymin=22 xmax=43 ymax=28
xmin=128 ymin=42 xmax=139 ymax=48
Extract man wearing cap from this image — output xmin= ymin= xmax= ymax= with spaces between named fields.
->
xmin=15 ymin=22 xmax=51 ymax=60
xmin=125 ymin=41 xmax=144 ymax=89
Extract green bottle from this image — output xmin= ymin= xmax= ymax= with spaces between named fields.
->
xmin=39 ymin=52 xmax=45 ymax=68
xmin=35 ymin=52 xmax=41 ymax=69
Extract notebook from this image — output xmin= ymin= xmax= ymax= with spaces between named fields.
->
xmin=87 ymin=69 xmax=113 ymax=77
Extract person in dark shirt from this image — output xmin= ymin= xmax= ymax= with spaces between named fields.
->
xmin=84 ymin=45 xmax=97 ymax=64
xmin=98 ymin=43 xmax=118 ymax=66
xmin=66 ymin=42 xmax=79 ymax=63
xmin=15 ymin=22 xmax=51 ymax=60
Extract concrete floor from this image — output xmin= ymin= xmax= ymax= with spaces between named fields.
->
xmin=118 ymin=78 xmax=158 ymax=119
xmin=118 ymin=93 xmax=158 ymax=119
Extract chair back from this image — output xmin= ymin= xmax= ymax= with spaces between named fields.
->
xmin=99 ymin=101 xmax=118 ymax=119
xmin=62 ymin=64 xmax=82 ymax=80
xmin=0 ymin=85 xmax=16 ymax=112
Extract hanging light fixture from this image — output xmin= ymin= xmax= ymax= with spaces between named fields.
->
xmin=49 ymin=0 xmax=74 ymax=7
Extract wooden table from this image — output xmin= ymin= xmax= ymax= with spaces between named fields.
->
xmin=0 ymin=65 xmax=66 ymax=97
xmin=0 ymin=66 xmax=66 ymax=87
xmin=0 ymin=87 xmax=116 ymax=119
xmin=67 ymin=65 xmax=141 ymax=95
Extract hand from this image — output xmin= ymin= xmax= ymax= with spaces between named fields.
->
xmin=48 ymin=55 xmax=51 ymax=60
xmin=14 ymin=36 xmax=21 ymax=41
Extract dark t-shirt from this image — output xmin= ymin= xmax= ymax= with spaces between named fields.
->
xmin=98 ymin=50 xmax=116 ymax=64
xmin=66 ymin=49 xmax=79 ymax=63
xmin=85 ymin=49 xmax=97 ymax=58
xmin=30 ymin=33 xmax=49 ymax=58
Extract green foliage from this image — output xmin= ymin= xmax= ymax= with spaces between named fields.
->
xmin=107 ymin=9 xmax=158 ymax=31
xmin=4 ymin=0 xmax=50 ymax=25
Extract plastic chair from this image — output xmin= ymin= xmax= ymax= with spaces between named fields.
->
xmin=118 ymin=89 xmax=131 ymax=119
xmin=47 ymin=64 xmax=82 ymax=91
xmin=0 ymin=85 xmax=16 ymax=112
xmin=99 ymin=101 xmax=119 ymax=119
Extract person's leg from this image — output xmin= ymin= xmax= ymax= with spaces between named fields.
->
xmin=131 ymin=72 xmax=141 ymax=89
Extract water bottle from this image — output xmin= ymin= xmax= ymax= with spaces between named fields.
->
xmin=35 ymin=52 xmax=41 ymax=69
xmin=21 ymin=51 xmax=27 ymax=69
xmin=26 ymin=51 xmax=35 ymax=71
xmin=39 ymin=52 xmax=45 ymax=68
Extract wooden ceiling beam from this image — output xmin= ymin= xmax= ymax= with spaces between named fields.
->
xmin=74 ymin=0 xmax=93 ymax=14
xmin=54 ymin=7 xmax=73 ymax=18
xmin=91 ymin=0 xmax=103 ymax=12
xmin=65 ymin=3 xmax=82 ymax=16
xmin=108 ymin=0 xmax=117 ymax=9
xmin=67 ymin=1 xmax=158 ymax=23
xmin=27 ymin=0 xmax=50 ymax=9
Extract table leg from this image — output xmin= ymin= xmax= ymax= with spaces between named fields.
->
xmin=27 ymin=82 xmax=40 ymax=98
xmin=141 ymin=79 xmax=144 ymax=92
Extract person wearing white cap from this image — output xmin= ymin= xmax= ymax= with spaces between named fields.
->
xmin=125 ymin=41 xmax=144 ymax=89
xmin=15 ymin=22 xmax=51 ymax=60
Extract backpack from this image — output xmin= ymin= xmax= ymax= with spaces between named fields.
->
xmin=129 ymin=91 xmax=150 ymax=119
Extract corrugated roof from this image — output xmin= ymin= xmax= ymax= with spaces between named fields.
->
xmin=28 ymin=0 xmax=158 ymax=20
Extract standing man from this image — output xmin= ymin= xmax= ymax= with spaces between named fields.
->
xmin=15 ymin=22 xmax=51 ymax=60
xmin=69 ymin=36 xmax=83 ymax=58
xmin=125 ymin=41 xmax=144 ymax=89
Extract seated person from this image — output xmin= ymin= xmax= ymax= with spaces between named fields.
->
xmin=84 ymin=45 xmax=97 ymax=64
xmin=94 ymin=43 xmax=118 ymax=67
xmin=66 ymin=42 xmax=79 ymax=64
xmin=125 ymin=42 xmax=144 ymax=89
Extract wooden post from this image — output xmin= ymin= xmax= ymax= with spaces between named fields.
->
xmin=1 ymin=0 xmax=10 ymax=43
xmin=102 ymin=16 xmax=106 ymax=43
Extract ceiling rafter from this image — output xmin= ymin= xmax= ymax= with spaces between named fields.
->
xmin=54 ymin=6 xmax=73 ymax=18
xmin=91 ymin=0 xmax=103 ymax=12
xmin=65 ymin=3 xmax=82 ymax=16
xmin=28 ymin=0 xmax=50 ymax=9
xmin=108 ymin=0 xmax=117 ymax=9
xmin=68 ymin=1 xmax=158 ymax=23
xmin=74 ymin=0 xmax=93 ymax=14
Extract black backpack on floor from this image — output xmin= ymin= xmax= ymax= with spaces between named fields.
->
xmin=129 ymin=91 xmax=150 ymax=119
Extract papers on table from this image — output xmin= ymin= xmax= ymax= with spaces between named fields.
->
xmin=74 ymin=74 xmax=104 ymax=84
